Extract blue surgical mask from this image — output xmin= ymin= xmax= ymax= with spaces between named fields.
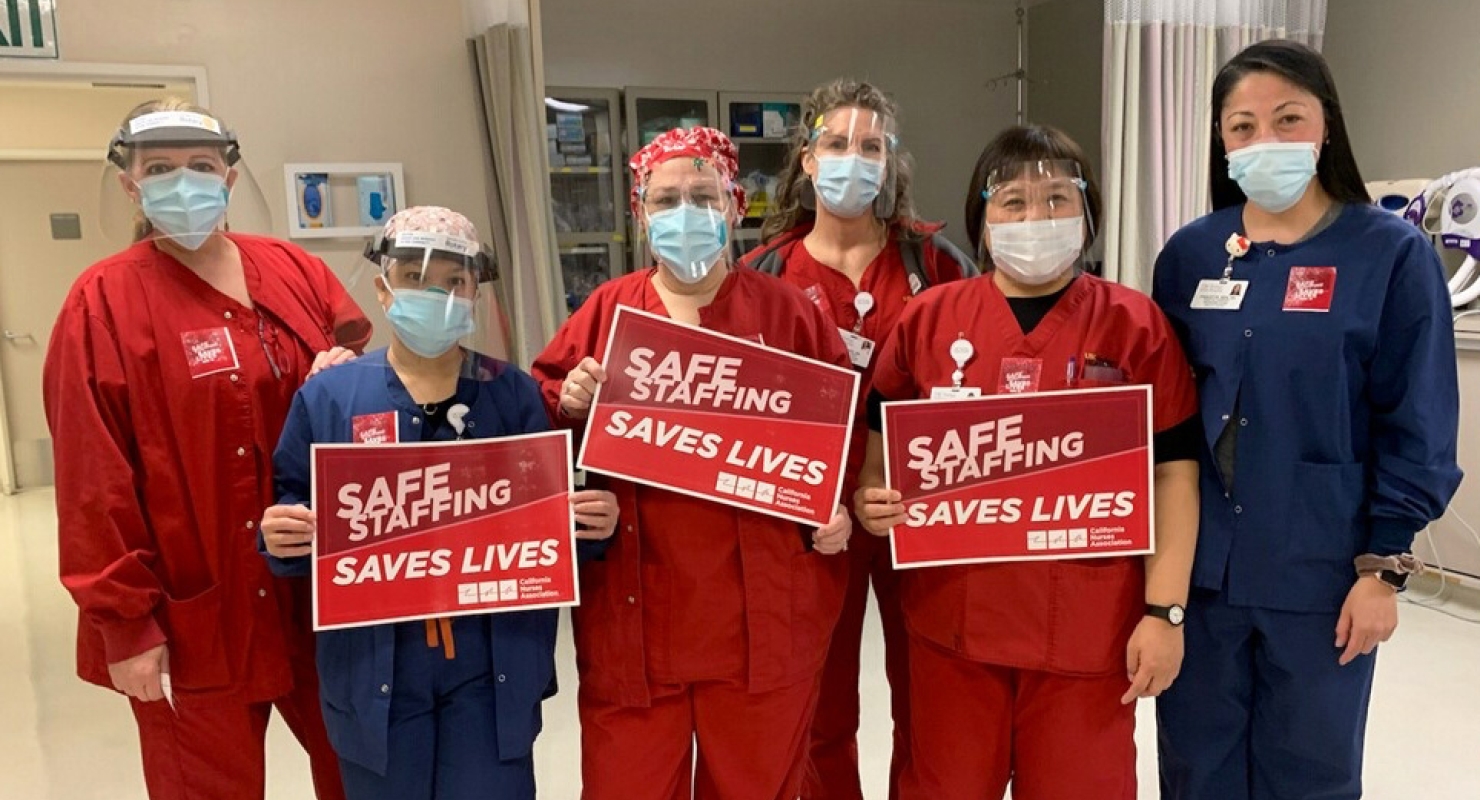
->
xmin=646 ymin=203 xmax=728 ymax=283
xmin=1227 ymin=142 xmax=1319 ymax=213
xmin=814 ymin=154 xmax=885 ymax=218
xmin=137 ymin=169 xmax=231 ymax=250
xmin=385 ymin=287 xmax=475 ymax=358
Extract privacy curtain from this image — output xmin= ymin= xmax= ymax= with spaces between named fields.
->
xmin=1100 ymin=0 xmax=1326 ymax=291
xmin=470 ymin=22 xmax=566 ymax=366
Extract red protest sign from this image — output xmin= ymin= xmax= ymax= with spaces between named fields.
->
xmin=577 ymin=307 xmax=859 ymax=527
xmin=884 ymin=386 xmax=1154 ymax=568
xmin=311 ymin=431 xmax=577 ymax=631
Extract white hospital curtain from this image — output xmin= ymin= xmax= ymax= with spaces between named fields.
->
xmin=1100 ymin=0 xmax=1326 ymax=291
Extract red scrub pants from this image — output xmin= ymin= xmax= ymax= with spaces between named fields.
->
xmin=129 ymin=674 xmax=344 ymax=800
xmin=900 ymin=634 xmax=1136 ymax=800
xmin=579 ymin=677 xmax=821 ymax=800
xmin=801 ymin=529 xmax=911 ymax=800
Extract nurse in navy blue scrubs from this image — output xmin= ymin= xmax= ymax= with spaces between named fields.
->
xmin=1151 ymin=39 xmax=1462 ymax=800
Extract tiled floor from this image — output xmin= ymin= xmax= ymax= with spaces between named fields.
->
xmin=2 ymin=487 xmax=1477 ymax=798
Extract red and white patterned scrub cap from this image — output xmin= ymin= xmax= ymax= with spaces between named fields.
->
xmin=628 ymin=126 xmax=748 ymax=219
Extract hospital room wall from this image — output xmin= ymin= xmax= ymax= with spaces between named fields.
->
xmin=1323 ymin=0 xmax=1480 ymax=182
xmin=539 ymin=0 xmax=1024 ymax=250
xmin=1326 ymin=0 xmax=1480 ymax=579
xmin=53 ymin=0 xmax=496 ymax=349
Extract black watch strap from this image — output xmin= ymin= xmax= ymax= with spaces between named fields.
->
xmin=1146 ymin=603 xmax=1186 ymax=627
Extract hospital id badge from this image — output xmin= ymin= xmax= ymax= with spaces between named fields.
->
xmin=1191 ymin=279 xmax=1250 ymax=311
xmin=931 ymin=386 xmax=981 ymax=400
xmin=839 ymin=328 xmax=875 ymax=369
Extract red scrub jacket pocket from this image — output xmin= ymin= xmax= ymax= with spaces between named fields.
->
xmin=159 ymin=584 xmax=232 ymax=690
xmin=1043 ymin=558 xmax=1143 ymax=676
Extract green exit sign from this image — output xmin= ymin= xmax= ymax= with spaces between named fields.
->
xmin=0 ymin=0 xmax=58 ymax=59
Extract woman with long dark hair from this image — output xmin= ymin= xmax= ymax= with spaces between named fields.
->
xmin=737 ymin=78 xmax=974 ymax=800
xmin=1152 ymin=39 xmax=1462 ymax=799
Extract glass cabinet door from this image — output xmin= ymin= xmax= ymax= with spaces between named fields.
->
xmin=546 ymin=90 xmax=622 ymax=237
xmin=720 ymin=92 xmax=806 ymax=255
xmin=560 ymin=244 xmax=620 ymax=314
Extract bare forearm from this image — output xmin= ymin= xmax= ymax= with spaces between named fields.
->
xmin=1145 ymin=460 xmax=1199 ymax=606
xmin=858 ymin=431 xmax=886 ymax=490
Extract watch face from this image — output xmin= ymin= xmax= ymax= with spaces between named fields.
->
xmin=1169 ymin=606 xmax=1186 ymax=626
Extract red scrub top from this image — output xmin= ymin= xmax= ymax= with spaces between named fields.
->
xmin=44 ymin=234 xmax=372 ymax=698
xmin=740 ymin=222 xmax=970 ymax=507
xmin=872 ymin=274 xmax=1197 ymax=676
xmin=533 ymin=267 xmax=852 ymax=706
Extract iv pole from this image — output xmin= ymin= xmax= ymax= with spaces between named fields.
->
xmin=985 ymin=1 xmax=1034 ymax=124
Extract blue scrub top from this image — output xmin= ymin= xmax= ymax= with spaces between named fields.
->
xmin=1153 ymin=203 xmax=1462 ymax=613
xmin=262 ymin=348 xmax=562 ymax=774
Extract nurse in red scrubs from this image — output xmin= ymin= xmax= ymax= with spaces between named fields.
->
xmin=532 ymin=126 xmax=853 ymax=800
xmin=856 ymin=124 xmax=1202 ymax=800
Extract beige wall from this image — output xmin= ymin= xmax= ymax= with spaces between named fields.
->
xmin=1324 ymin=0 xmax=1480 ymax=182
xmin=1027 ymin=0 xmax=1103 ymax=177
xmin=50 ymin=0 xmax=497 ymax=348
xmin=1324 ymin=1 xmax=1480 ymax=578
xmin=539 ymin=0 xmax=1024 ymax=249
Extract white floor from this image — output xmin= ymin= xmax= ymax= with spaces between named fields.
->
xmin=2 ymin=487 xmax=1478 ymax=799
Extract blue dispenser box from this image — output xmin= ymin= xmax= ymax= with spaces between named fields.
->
xmin=357 ymin=175 xmax=394 ymax=227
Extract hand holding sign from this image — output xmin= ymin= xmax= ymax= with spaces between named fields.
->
xmin=262 ymin=504 xmax=316 ymax=558
xmin=812 ymin=505 xmax=852 ymax=554
xmin=571 ymin=489 xmax=619 ymax=541
xmin=560 ymin=357 xmax=608 ymax=419
xmin=854 ymin=486 xmax=906 ymax=537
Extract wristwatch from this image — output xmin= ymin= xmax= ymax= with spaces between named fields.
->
xmin=1146 ymin=603 xmax=1186 ymax=627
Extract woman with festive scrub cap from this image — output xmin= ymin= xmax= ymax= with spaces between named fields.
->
xmin=532 ymin=128 xmax=853 ymax=800
xmin=260 ymin=206 xmax=619 ymax=799
xmin=738 ymin=78 xmax=977 ymax=800
xmin=43 ymin=97 xmax=369 ymax=800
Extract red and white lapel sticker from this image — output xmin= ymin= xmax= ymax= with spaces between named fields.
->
xmin=180 ymin=327 xmax=240 ymax=379
xmin=1283 ymin=267 xmax=1337 ymax=312
xmin=352 ymin=412 xmax=400 ymax=444
xmin=997 ymin=358 xmax=1043 ymax=394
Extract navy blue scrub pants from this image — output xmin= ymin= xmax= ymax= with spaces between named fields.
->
xmin=337 ymin=618 xmax=535 ymax=800
xmin=1157 ymin=587 xmax=1377 ymax=800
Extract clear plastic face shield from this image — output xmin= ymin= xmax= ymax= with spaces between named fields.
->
xmin=804 ymin=107 xmax=900 ymax=219
xmin=980 ymin=159 xmax=1092 ymax=285
xmin=326 ymin=237 xmax=507 ymax=437
xmin=98 ymin=110 xmax=272 ymax=251
xmin=639 ymin=159 xmax=735 ymax=284
xmin=362 ymin=230 xmax=504 ymax=360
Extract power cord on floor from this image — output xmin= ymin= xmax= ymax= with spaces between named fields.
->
xmin=1400 ymin=509 xmax=1480 ymax=625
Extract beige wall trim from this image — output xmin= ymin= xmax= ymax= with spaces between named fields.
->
xmin=0 ymin=61 xmax=209 ymax=105
xmin=0 ymin=148 xmax=100 ymax=161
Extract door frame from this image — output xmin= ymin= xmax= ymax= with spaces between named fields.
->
xmin=0 ymin=62 xmax=208 ymax=494
xmin=0 ymin=61 xmax=210 ymax=162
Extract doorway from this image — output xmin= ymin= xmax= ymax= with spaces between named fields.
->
xmin=0 ymin=63 xmax=205 ymax=493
